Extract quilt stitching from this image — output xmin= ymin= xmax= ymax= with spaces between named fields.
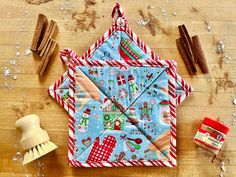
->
xmin=72 ymin=61 xmax=172 ymax=161
xmin=67 ymin=59 xmax=178 ymax=167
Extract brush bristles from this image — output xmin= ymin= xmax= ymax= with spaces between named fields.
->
xmin=23 ymin=141 xmax=57 ymax=165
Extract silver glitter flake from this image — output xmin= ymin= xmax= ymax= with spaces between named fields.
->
xmin=13 ymin=75 xmax=17 ymax=80
xmin=35 ymin=160 xmax=45 ymax=177
xmin=217 ymin=41 xmax=225 ymax=54
xmin=137 ymin=19 xmax=150 ymax=26
xmin=232 ymin=113 xmax=236 ymax=125
xmin=216 ymin=40 xmax=232 ymax=64
xmin=10 ymin=60 xmax=17 ymax=65
xmin=147 ymin=5 xmax=154 ymax=9
xmin=206 ymin=26 xmax=211 ymax=32
xmin=16 ymin=42 xmax=20 ymax=57
xmin=159 ymin=7 xmax=167 ymax=16
xmin=3 ymin=67 xmax=11 ymax=77
xmin=233 ymin=97 xmax=236 ymax=106
xmin=224 ymin=55 xmax=231 ymax=63
xmin=12 ymin=151 xmax=22 ymax=162
xmin=25 ymin=48 xmax=32 ymax=56
xmin=205 ymin=21 xmax=211 ymax=32
xmin=219 ymin=173 xmax=224 ymax=177
xmin=59 ymin=0 xmax=78 ymax=21
xmin=220 ymin=161 xmax=225 ymax=172
xmin=16 ymin=51 xmax=20 ymax=57
xmin=172 ymin=12 xmax=177 ymax=16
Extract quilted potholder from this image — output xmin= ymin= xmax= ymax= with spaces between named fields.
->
xmin=49 ymin=3 xmax=193 ymax=167
xmin=68 ymin=58 xmax=178 ymax=167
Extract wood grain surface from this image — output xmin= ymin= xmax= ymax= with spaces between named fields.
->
xmin=0 ymin=0 xmax=236 ymax=176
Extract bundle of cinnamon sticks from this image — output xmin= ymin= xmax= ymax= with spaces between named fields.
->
xmin=176 ymin=24 xmax=209 ymax=74
xmin=31 ymin=14 xmax=58 ymax=77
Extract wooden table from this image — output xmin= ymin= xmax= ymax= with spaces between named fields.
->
xmin=0 ymin=0 xmax=235 ymax=176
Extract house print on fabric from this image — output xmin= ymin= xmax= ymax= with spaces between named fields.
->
xmin=102 ymin=98 xmax=125 ymax=130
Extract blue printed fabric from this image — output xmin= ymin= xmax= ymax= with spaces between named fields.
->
xmin=72 ymin=63 xmax=173 ymax=163
xmin=88 ymin=31 xmax=150 ymax=61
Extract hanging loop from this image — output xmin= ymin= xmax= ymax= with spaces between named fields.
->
xmin=111 ymin=3 xmax=128 ymax=27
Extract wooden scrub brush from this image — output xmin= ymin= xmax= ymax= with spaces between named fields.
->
xmin=15 ymin=114 xmax=57 ymax=165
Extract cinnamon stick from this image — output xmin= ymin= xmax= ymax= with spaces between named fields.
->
xmin=30 ymin=14 xmax=47 ymax=52
xmin=39 ymin=39 xmax=51 ymax=58
xmin=36 ymin=39 xmax=52 ymax=75
xmin=37 ymin=39 xmax=57 ymax=77
xmin=176 ymin=38 xmax=197 ymax=74
xmin=39 ymin=21 xmax=57 ymax=57
xmin=192 ymin=35 xmax=209 ymax=73
xmin=178 ymin=25 xmax=196 ymax=63
xmin=37 ymin=20 xmax=56 ymax=54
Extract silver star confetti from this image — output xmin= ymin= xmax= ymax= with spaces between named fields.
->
xmin=3 ymin=67 xmax=11 ymax=77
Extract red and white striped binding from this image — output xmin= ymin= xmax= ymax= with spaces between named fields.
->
xmin=48 ymin=3 xmax=193 ymax=168
xmin=75 ymin=58 xmax=176 ymax=69
xmin=67 ymin=58 xmax=177 ymax=167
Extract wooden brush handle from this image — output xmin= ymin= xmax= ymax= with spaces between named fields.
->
xmin=15 ymin=114 xmax=49 ymax=151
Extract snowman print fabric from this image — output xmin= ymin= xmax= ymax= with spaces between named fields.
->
xmin=49 ymin=3 xmax=193 ymax=168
